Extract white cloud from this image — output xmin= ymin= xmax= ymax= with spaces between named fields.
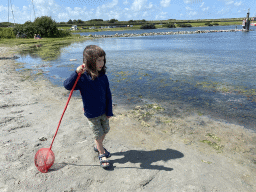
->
xmin=186 ymin=6 xmax=193 ymax=11
xmin=202 ymin=7 xmax=209 ymax=11
xmin=131 ymin=0 xmax=148 ymax=12
xmin=184 ymin=0 xmax=192 ymax=4
xmin=226 ymin=1 xmax=234 ymax=5
xmin=142 ymin=11 xmax=148 ymax=17
xmin=57 ymin=12 xmax=68 ymax=20
xmin=188 ymin=11 xmax=197 ymax=17
xmin=223 ymin=0 xmax=242 ymax=6
xmin=160 ymin=0 xmax=171 ymax=8
xmin=64 ymin=6 xmax=88 ymax=18
xmin=28 ymin=0 xmax=63 ymax=20
xmin=200 ymin=1 xmax=208 ymax=12
xmin=218 ymin=8 xmax=226 ymax=15
xmin=22 ymin=6 xmax=29 ymax=12
xmin=155 ymin=11 xmax=168 ymax=20
xmin=184 ymin=5 xmax=197 ymax=18
xmin=101 ymin=0 xmax=119 ymax=9
xmin=0 ymin=5 xmax=7 ymax=12
xmin=106 ymin=10 xmax=122 ymax=20
xmin=234 ymin=1 xmax=242 ymax=6
xmin=123 ymin=0 xmax=129 ymax=5
xmin=91 ymin=0 xmax=121 ymax=20
xmin=0 ymin=4 xmax=29 ymax=23
xmin=147 ymin=2 xmax=153 ymax=9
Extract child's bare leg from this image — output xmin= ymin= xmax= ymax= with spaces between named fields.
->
xmin=95 ymin=133 xmax=106 ymax=152
xmin=100 ymin=133 xmax=106 ymax=144
xmin=95 ymin=134 xmax=109 ymax=166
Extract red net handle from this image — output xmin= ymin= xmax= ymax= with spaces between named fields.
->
xmin=49 ymin=66 xmax=84 ymax=150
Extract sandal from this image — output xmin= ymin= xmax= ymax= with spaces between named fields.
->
xmin=94 ymin=146 xmax=111 ymax=158
xmin=99 ymin=154 xmax=110 ymax=168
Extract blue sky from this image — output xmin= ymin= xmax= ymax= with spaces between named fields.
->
xmin=0 ymin=0 xmax=255 ymax=24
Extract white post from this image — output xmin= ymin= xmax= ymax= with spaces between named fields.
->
xmin=8 ymin=0 xmax=9 ymax=23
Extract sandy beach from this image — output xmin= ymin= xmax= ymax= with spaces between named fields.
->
xmin=0 ymin=45 xmax=256 ymax=192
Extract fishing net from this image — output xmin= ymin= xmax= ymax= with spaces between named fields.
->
xmin=34 ymin=65 xmax=83 ymax=173
xmin=34 ymin=148 xmax=55 ymax=173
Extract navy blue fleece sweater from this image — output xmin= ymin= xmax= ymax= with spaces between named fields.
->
xmin=63 ymin=71 xmax=113 ymax=118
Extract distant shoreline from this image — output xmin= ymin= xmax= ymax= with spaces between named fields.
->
xmin=66 ymin=19 xmax=243 ymax=33
xmin=80 ymin=28 xmax=245 ymax=38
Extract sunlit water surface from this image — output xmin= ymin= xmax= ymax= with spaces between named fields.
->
xmin=16 ymin=26 xmax=256 ymax=130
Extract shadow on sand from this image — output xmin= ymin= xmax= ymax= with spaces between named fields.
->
xmin=109 ymin=148 xmax=184 ymax=171
xmin=48 ymin=148 xmax=184 ymax=172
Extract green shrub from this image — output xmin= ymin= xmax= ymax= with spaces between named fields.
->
xmin=128 ymin=20 xmax=136 ymax=23
xmin=23 ymin=21 xmax=36 ymax=38
xmin=13 ymin=16 xmax=71 ymax=38
xmin=0 ymin=22 xmax=11 ymax=27
xmin=205 ymin=22 xmax=213 ymax=26
xmin=140 ymin=24 xmax=156 ymax=29
xmin=0 ymin=27 xmax=15 ymax=39
xmin=33 ymin=16 xmax=59 ymax=37
xmin=57 ymin=29 xmax=71 ymax=37
xmin=163 ymin=23 xmax=176 ymax=28
xmin=13 ymin=22 xmax=34 ymax=38
xmin=67 ymin=19 xmax=73 ymax=24
xmin=109 ymin=19 xmax=118 ymax=23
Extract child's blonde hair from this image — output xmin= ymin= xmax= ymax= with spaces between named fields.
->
xmin=83 ymin=45 xmax=106 ymax=80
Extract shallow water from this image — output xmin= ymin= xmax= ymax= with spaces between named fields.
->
xmin=16 ymin=25 xmax=256 ymax=131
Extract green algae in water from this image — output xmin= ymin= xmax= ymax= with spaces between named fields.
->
xmin=146 ymin=104 xmax=165 ymax=111
xmin=200 ymin=133 xmax=223 ymax=152
xmin=200 ymin=140 xmax=224 ymax=152
xmin=117 ymin=71 xmax=129 ymax=76
xmin=195 ymin=80 xmax=256 ymax=100
xmin=206 ymin=133 xmax=221 ymax=141
xmin=201 ymin=160 xmax=212 ymax=164
xmin=141 ymin=120 xmax=150 ymax=127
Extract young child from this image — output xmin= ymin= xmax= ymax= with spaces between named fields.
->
xmin=63 ymin=45 xmax=113 ymax=168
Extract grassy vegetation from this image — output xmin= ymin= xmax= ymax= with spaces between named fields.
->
xmin=0 ymin=34 xmax=92 ymax=61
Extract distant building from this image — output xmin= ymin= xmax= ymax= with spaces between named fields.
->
xmin=70 ymin=25 xmax=78 ymax=30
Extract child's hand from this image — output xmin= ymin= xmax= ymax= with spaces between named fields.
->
xmin=76 ymin=64 xmax=86 ymax=74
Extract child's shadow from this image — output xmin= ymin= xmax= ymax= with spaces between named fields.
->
xmin=110 ymin=148 xmax=184 ymax=171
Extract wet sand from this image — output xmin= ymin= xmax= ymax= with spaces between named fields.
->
xmin=0 ymin=46 xmax=256 ymax=191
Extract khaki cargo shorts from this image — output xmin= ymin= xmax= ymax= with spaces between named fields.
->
xmin=87 ymin=114 xmax=110 ymax=140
